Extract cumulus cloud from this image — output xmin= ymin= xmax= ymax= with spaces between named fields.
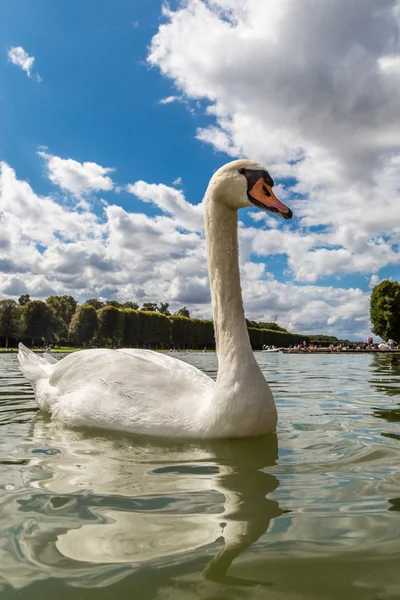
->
xmin=38 ymin=151 xmax=114 ymax=196
xmin=369 ymin=274 xmax=381 ymax=288
xmin=127 ymin=180 xmax=204 ymax=231
xmin=149 ymin=0 xmax=400 ymax=177
xmin=159 ymin=95 xmax=181 ymax=104
xmin=148 ymin=0 xmax=400 ymax=284
xmin=7 ymin=46 xmax=41 ymax=81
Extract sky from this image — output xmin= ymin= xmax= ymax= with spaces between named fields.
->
xmin=0 ymin=0 xmax=399 ymax=340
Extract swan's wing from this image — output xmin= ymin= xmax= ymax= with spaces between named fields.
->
xmin=43 ymin=352 xmax=58 ymax=365
xmin=47 ymin=349 xmax=214 ymax=436
xmin=50 ymin=348 xmax=213 ymax=395
xmin=18 ymin=343 xmax=56 ymax=381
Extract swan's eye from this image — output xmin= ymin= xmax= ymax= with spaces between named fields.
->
xmin=262 ymin=185 xmax=271 ymax=197
xmin=238 ymin=168 xmax=247 ymax=175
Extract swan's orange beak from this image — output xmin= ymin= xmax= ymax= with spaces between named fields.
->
xmin=248 ymin=178 xmax=293 ymax=220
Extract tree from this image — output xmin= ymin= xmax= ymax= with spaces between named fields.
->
xmin=105 ymin=300 xmax=122 ymax=307
xmin=175 ymin=306 xmax=190 ymax=318
xmin=370 ymin=280 xmax=400 ymax=342
xmin=200 ymin=319 xmax=215 ymax=349
xmin=138 ymin=310 xmax=171 ymax=348
xmin=122 ymin=309 xmax=139 ymax=346
xmin=97 ymin=305 xmax=123 ymax=347
xmin=170 ymin=316 xmax=191 ymax=348
xmin=69 ymin=305 xmax=98 ymax=347
xmin=158 ymin=302 xmax=171 ymax=316
xmin=0 ymin=300 xmax=21 ymax=348
xmin=122 ymin=301 xmax=139 ymax=310
xmin=258 ymin=322 xmax=288 ymax=332
xmin=248 ymin=327 xmax=263 ymax=349
xmin=85 ymin=298 xmax=104 ymax=310
xmin=141 ymin=302 xmax=158 ymax=312
xmin=21 ymin=300 xmax=61 ymax=346
xmin=46 ymin=295 xmax=77 ymax=326
xmin=18 ymin=294 xmax=30 ymax=306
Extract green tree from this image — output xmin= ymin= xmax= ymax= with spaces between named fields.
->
xmin=97 ymin=305 xmax=123 ymax=347
xmin=138 ymin=311 xmax=153 ymax=346
xmin=0 ymin=300 xmax=21 ymax=348
xmin=246 ymin=319 xmax=259 ymax=328
xmin=188 ymin=318 xmax=202 ymax=348
xmin=135 ymin=311 xmax=171 ymax=348
xmin=258 ymin=321 xmax=287 ymax=332
xmin=21 ymin=300 xmax=61 ymax=346
xmin=122 ymin=309 xmax=139 ymax=346
xmin=171 ymin=316 xmax=191 ymax=348
xmin=85 ymin=298 xmax=104 ymax=310
xmin=18 ymin=294 xmax=30 ymax=306
xmin=175 ymin=306 xmax=190 ymax=318
xmin=141 ymin=302 xmax=158 ymax=312
xmin=259 ymin=328 xmax=308 ymax=348
xmin=158 ymin=302 xmax=171 ymax=316
xmin=200 ymin=319 xmax=215 ymax=349
xmin=122 ymin=301 xmax=139 ymax=309
xmin=69 ymin=305 xmax=98 ymax=347
xmin=105 ymin=300 xmax=122 ymax=307
xmin=46 ymin=295 xmax=77 ymax=326
xmin=370 ymin=280 xmax=400 ymax=342
xmin=151 ymin=312 xmax=171 ymax=347
xmin=248 ymin=327 xmax=263 ymax=349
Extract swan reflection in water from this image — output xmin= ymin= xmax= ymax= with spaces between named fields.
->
xmin=1 ymin=415 xmax=283 ymax=590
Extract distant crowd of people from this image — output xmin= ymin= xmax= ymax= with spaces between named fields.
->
xmin=285 ymin=337 xmax=398 ymax=352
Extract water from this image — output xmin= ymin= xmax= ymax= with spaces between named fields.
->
xmin=0 ymin=351 xmax=400 ymax=599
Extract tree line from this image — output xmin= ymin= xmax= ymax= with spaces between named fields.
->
xmin=1 ymin=280 xmax=397 ymax=350
xmin=0 ymin=294 xmax=308 ymax=350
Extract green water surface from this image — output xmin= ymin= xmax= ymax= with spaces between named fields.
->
xmin=0 ymin=352 xmax=399 ymax=599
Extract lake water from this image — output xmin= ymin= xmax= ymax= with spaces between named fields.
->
xmin=0 ymin=351 xmax=400 ymax=599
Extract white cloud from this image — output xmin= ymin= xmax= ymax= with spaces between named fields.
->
xmin=147 ymin=0 xmax=400 ymax=289
xmin=127 ymin=180 xmax=204 ymax=231
xmin=0 ymin=162 xmax=98 ymax=246
xmin=7 ymin=46 xmax=40 ymax=80
xmin=369 ymin=274 xmax=381 ymax=288
xmin=38 ymin=151 xmax=114 ymax=196
xmin=149 ymin=0 xmax=400 ymax=179
xmin=159 ymin=95 xmax=181 ymax=104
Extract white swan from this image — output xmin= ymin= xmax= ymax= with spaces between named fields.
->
xmin=18 ymin=159 xmax=293 ymax=438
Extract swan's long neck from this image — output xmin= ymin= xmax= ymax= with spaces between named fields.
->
xmin=203 ymin=179 xmax=277 ymax=436
xmin=204 ymin=195 xmax=254 ymax=368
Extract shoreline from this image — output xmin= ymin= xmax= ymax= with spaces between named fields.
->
xmin=281 ymin=349 xmax=400 ymax=354
xmin=1 ymin=348 xmax=399 ymax=355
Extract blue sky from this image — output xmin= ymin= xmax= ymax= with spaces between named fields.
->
xmin=1 ymin=1 xmax=213 ymax=195
xmin=1 ymin=0 xmax=399 ymax=339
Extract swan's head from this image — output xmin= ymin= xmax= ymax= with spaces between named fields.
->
xmin=209 ymin=159 xmax=293 ymax=220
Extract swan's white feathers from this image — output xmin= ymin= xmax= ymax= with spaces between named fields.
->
xmin=19 ymin=344 xmax=215 ymax=437
xmin=42 ymin=352 xmax=58 ymax=365
xmin=17 ymin=343 xmax=55 ymax=380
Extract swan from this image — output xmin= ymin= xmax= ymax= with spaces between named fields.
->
xmin=18 ymin=159 xmax=293 ymax=438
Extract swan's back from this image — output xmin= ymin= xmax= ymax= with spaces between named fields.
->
xmin=49 ymin=348 xmax=212 ymax=396
xmin=19 ymin=346 xmax=214 ymax=437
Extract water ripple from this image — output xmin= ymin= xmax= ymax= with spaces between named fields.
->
xmin=0 ymin=352 xmax=400 ymax=598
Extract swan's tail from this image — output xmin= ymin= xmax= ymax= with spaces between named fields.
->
xmin=18 ymin=343 xmax=55 ymax=383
